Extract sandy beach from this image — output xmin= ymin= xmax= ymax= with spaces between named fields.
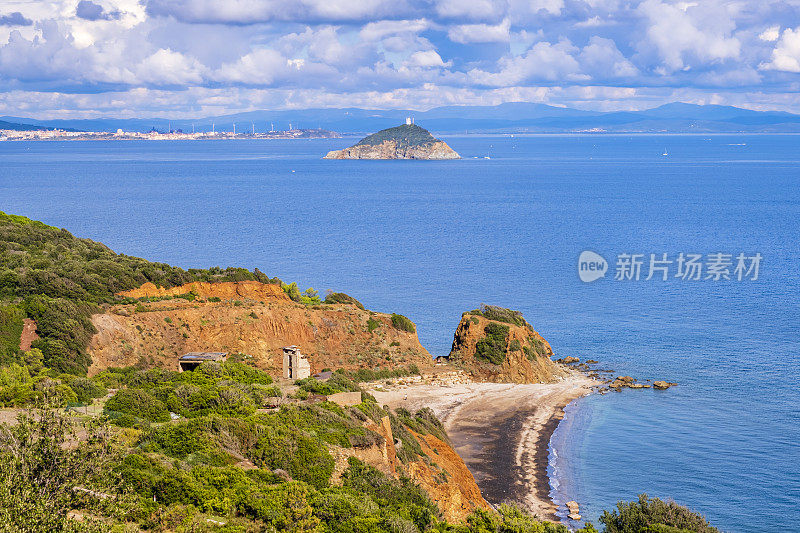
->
xmin=369 ymin=372 xmax=598 ymax=520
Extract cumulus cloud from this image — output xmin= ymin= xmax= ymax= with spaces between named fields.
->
xmin=760 ymin=27 xmax=800 ymax=72
xmin=0 ymin=0 xmax=799 ymax=115
xmin=448 ymin=19 xmax=510 ymax=44
xmin=579 ymin=37 xmax=638 ymax=78
xmin=636 ymin=0 xmax=740 ymax=72
xmin=406 ymin=49 xmax=450 ymax=67
xmin=0 ymin=12 xmax=33 ymax=26
xmin=468 ymin=40 xmax=584 ymax=86
xmin=759 ymin=25 xmax=780 ymax=42
xmin=76 ymin=1 xmax=122 ymax=21
xmin=145 ymin=0 xmax=416 ymax=24
xmin=136 ymin=49 xmax=205 ymax=85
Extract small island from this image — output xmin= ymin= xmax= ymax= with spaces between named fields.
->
xmin=324 ymin=119 xmax=460 ymax=160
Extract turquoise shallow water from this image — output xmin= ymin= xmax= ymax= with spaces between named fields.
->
xmin=1 ymin=135 xmax=798 ymax=531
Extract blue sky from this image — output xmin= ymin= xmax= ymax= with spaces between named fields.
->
xmin=1 ymin=0 xmax=800 ymax=118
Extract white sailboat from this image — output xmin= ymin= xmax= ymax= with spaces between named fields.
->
xmin=662 ymin=148 xmax=668 ymax=156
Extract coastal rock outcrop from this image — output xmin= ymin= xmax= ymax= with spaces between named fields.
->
xmin=653 ymin=380 xmax=677 ymax=390
xmin=447 ymin=305 xmax=569 ymax=384
xmin=324 ymin=123 xmax=460 ymax=160
xmin=88 ymin=281 xmax=434 ymax=376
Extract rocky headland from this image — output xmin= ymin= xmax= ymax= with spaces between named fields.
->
xmin=324 ymin=123 xmax=460 ymax=160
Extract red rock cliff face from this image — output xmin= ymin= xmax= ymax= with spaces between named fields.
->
xmin=448 ymin=314 xmax=568 ymax=384
xmin=88 ymin=281 xmax=433 ymax=376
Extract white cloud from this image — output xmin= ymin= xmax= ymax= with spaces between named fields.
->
xmin=435 ymin=0 xmax=502 ymax=21
xmin=359 ymin=19 xmax=429 ymax=41
xmin=575 ymin=16 xmax=605 ymax=28
xmin=759 ymin=25 xmax=780 ymax=42
xmin=636 ymin=0 xmax=740 ymax=72
xmin=579 ymin=36 xmax=638 ymax=78
xmin=214 ymin=48 xmax=291 ymax=84
xmin=0 ymin=0 xmax=799 ymax=116
xmin=145 ymin=0 xmax=413 ymax=24
xmin=468 ymin=40 xmax=584 ymax=86
xmin=447 ymin=18 xmax=509 ymax=43
xmin=760 ymin=27 xmax=800 ymax=72
xmin=136 ymin=48 xmax=205 ymax=84
xmin=405 ymin=49 xmax=449 ymax=67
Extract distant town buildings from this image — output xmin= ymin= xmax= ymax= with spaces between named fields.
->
xmin=0 ymin=127 xmax=340 ymax=142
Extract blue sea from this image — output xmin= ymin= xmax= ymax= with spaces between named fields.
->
xmin=1 ymin=135 xmax=798 ymax=532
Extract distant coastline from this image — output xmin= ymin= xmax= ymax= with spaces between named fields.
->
xmin=0 ymin=128 xmax=340 ymax=142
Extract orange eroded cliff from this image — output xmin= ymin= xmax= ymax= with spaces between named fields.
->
xmin=88 ymin=281 xmax=433 ymax=376
xmin=118 ymin=280 xmax=289 ymax=301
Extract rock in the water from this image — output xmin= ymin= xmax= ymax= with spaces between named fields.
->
xmin=324 ymin=123 xmax=460 ymax=160
xmin=558 ymin=356 xmax=580 ymax=364
xmin=653 ymin=380 xmax=677 ymax=390
xmin=566 ymin=501 xmax=581 ymax=520
xmin=566 ymin=501 xmax=580 ymax=512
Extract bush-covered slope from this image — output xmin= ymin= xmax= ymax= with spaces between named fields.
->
xmin=355 ymin=123 xmax=439 ymax=148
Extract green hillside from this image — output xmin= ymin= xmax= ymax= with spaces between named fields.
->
xmin=0 ymin=120 xmax=47 ymax=131
xmin=355 ymin=123 xmax=439 ymax=149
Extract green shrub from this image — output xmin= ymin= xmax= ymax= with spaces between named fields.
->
xmin=340 ymin=457 xmax=439 ymax=530
xmin=367 ymin=318 xmax=381 ymax=332
xmin=65 ymin=377 xmax=107 ymax=404
xmin=0 ymin=304 xmax=24 ymax=364
xmin=474 ymin=323 xmax=509 ymax=365
xmin=600 ymin=494 xmax=719 ymax=533
xmin=346 ymin=365 xmax=419 ymax=383
xmin=390 ymin=313 xmax=416 ymax=333
xmin=251 ymin=427 xmax=334 ymax=489
xmin=324 ymin=292 xmax=365 ymax=310
xmin=282 ymin=282 xmax=302 ymax=302
xmin=105 ymin=388 xmax=170 ymax=423
xmin=24 ymin=295 xmax=95 ymax=375
xmin=469 ymin=305 xmax=529 ymax=328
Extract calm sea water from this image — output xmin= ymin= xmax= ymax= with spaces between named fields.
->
xmin=1 ymin=136 xmax=798 ymax=531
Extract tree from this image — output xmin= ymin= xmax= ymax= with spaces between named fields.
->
xmin=0 ymin=409 xmax=120 ymax=532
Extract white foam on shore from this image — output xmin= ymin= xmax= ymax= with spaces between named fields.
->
xmin=547 ymin=396 xmax=595 ymax=525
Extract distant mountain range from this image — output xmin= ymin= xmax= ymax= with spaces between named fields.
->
xmin=4 ymin=102 xmax=800 ymax=134
xmin=0 ymin=120 xmax=49 ymax=132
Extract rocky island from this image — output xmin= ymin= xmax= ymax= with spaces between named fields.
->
xmin=324 ymin=121 xmax=460 ymax=160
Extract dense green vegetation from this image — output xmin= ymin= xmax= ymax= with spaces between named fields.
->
xmin=0 ymin=304 xmax=24 ymax=364
xmin=355 ymin=124 xmax=438 ymax=149
xmin=474 ymin=323 xmax=510 ymax=365
xmin=599 ymin=495 xmax=719 ymax=533
xmin=324 ymin=292 xmax=365 ymax=309
xmin=0 ymin=211 xmax=282 ymax=376
xmin=345 ymin=364 xmax=421 ymax=383
xmin=468 ymin=305 xmax=530 ymax=328
xmin=391 ymin=313 xmax=416 ymax=333
xmin=0 ymin=360 xmax=722 ymax=532
xmin=0 ymin=212 xmax=724 ymax=532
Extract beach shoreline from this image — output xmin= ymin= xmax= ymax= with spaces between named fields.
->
xmin=368 ymin=371 xmax=598 ymax=521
